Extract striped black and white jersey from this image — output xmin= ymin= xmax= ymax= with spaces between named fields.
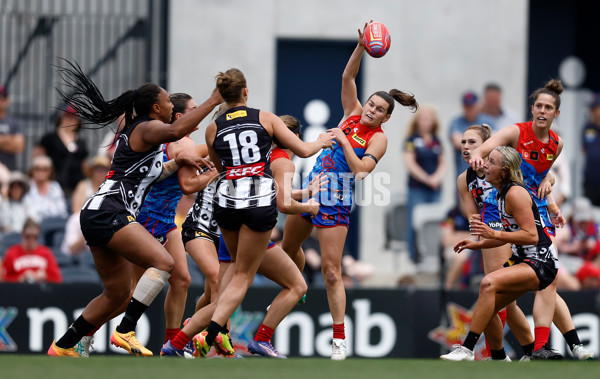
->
xmin=212 ymin=106 xmax=275 ymax=209
xmin=83 ymin=116 xmax=163 ymax=216
xmin=182 ymin=181 xmax=220 ymax=237
xmin=497 ymin=182 xmax=558 ymax=266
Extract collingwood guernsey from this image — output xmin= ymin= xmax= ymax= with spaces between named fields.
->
xmin=83 ymin=116 xmax=163 ymax=216
xmin=212 ymin=106 xmax=275 ymax=209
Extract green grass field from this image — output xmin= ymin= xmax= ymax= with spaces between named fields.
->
xmin=1 ymin=356 xmax=599 ymax=379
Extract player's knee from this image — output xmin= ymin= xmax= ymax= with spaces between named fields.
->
xmin=170 ymin=269 xmax=191 ymax=290
xmin=156 ymin=253 xmax=175 ymax=273
xmin=322 ymin=264 xmax=341 ymax=287
xmin=203 ymin=269 xmax=219 ymax=289
xmin=291 ymin=278 xmax=308 ymax=298
xmin=479 ymin=276 xmax=497 ymax=295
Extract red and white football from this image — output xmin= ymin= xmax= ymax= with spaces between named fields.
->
xmin=362 ymin=22 xmax=391 ymax=58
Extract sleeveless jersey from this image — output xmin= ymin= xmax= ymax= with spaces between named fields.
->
xmin=515 ymin=121 xmax=559 ymax=207
xmin=466 ymin=167 xmax=496 ymax=210
xmin=270 ymin=147 xmax=290 ymax=162
xmin=137 ymin=143 xmax=184 ymax=223
xmin=182 ymin=181 xmax=219 ymax=238
xmin=497 ymin=182 xmax=557 ymax=265
xmin=83 ymin=117 xmax=163 ymax=216
xmin=212 ymin=106 xmax=275 ymax=209
xmin=307 ymin=115 xmax=382 ymax=207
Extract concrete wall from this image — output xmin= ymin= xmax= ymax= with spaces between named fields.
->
xmin=168 ymin=0 xmax=529 ymax=281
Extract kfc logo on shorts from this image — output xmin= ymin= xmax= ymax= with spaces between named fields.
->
xmin=226 ymin=162 xmax=265 ymax=179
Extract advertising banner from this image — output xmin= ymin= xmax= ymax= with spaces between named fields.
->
xmin=1 ymin=283 xmax=598 ymax=358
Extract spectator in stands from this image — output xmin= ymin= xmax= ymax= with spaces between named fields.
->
xmin=403 ymin=105 xmax=446 ymax=262
xmin=0 ymin=171 xmax=37 ymax=236
xmin=23 ymin=155 xmax=68 ymax=221
xmin=576 ymin=246 xmax=600 ymax=289
xmin=479 ymin=83 xmax=520 ymax=129
xmin=60 ymin=209 xmax=89 ymax=258
xmin=556 ymin=197 xmax=598 ymax=260
xmin=449 ymin=91 xmax=496 ymax=176
xmin=0 ymin=85 xmax=25 ymax=171
xmin=0 ymin=162 xmax=9 ymax=194
xmin=554 ymin=197 xmax=598 ymax=290
xmin=70 ymin=155 xmax=111 ymax=213
xmin=1 ymin=218 xmax=62 ymax=283
xmin=582 ymin=93 xmax=600 ymax=206
xmin=33 ymin=105 xmax=88 ymax=198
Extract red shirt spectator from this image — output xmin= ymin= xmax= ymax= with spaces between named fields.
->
xmin=1 ymin=218 xmax=62 ymax=283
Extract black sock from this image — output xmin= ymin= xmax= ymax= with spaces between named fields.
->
xmin=463 ymin=331 xmax=481 ymax=351
xmin=563 ymin=329 xmax=581 ymax=349
xmin=116 ymin=298 xmax=148 ymax=334
xmin=205 ymin=320 xmax=224 ymax=347
xmin=491 ymin=348 xmax=507 ymax=360
xmin=56 ymin=316 xmax=95 ymax=349
xmin=522 ymin=342 xmax=534 ymax=356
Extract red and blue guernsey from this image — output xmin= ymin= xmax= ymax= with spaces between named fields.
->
xmin=306 ymin=115 xmax=382 ymax=207
xmin=137 ymin=143 xmax=183 ymax=225
xmin=515 ymin=121 xmax=559 ymax=208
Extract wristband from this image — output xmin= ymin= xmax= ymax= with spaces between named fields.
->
xmin=547 ymin=203 xmax=559 ymax=214
xmin=494 ymin=231 xmax=501 ymax=239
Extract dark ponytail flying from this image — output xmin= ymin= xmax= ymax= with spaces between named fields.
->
xmin=54 ymin=59 xmax=161 ymax=132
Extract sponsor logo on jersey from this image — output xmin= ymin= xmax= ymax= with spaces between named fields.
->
xmin=546 ymin=154 xmax=554 ymax=161
xmin=524 ymin=151 xmax=539 ymax=161
xmin=487 ymin=221 xmax=502 ymax=229
xmin=226 ymin=110 xmax=247 ymax=120
xmin=127 ymin=215 xmax=135 ymax=223
xmin=226 ymin=162 xmax=265 ymax=179
xmin=352 ymin=134 xmax=367 ymax=146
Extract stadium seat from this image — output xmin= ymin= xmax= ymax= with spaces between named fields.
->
xmin=60 ymin=266 xmax=101 ymax=284
xmin=384 ymin=192 xmax=407 ymax=251
xmin=52 ymin=247 xmax=75 ymax=268
xmin=40 ymin=216 xmax=68 ymax=247
xmin=412 ymin=203 xmax=449 ymax=272
xmin=51 ymin=231 xmax=65 ymax=249
xmin=1 ymin=232 xmax=22 ymax=256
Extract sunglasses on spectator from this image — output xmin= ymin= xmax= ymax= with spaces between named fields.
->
xmin=23 ymin=233 xmax=39 ymax=239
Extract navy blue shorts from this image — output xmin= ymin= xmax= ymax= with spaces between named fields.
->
xmin=137 ymin=215 xmax=178 ymax=246
xmin=300 ymin=204 xmax=350 ymax=228
xmin=217 ymin=234 xmax=276 ymax=262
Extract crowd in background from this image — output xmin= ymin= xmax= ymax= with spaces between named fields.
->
xmin=2 ymin=82 xmax=600 ymax=291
